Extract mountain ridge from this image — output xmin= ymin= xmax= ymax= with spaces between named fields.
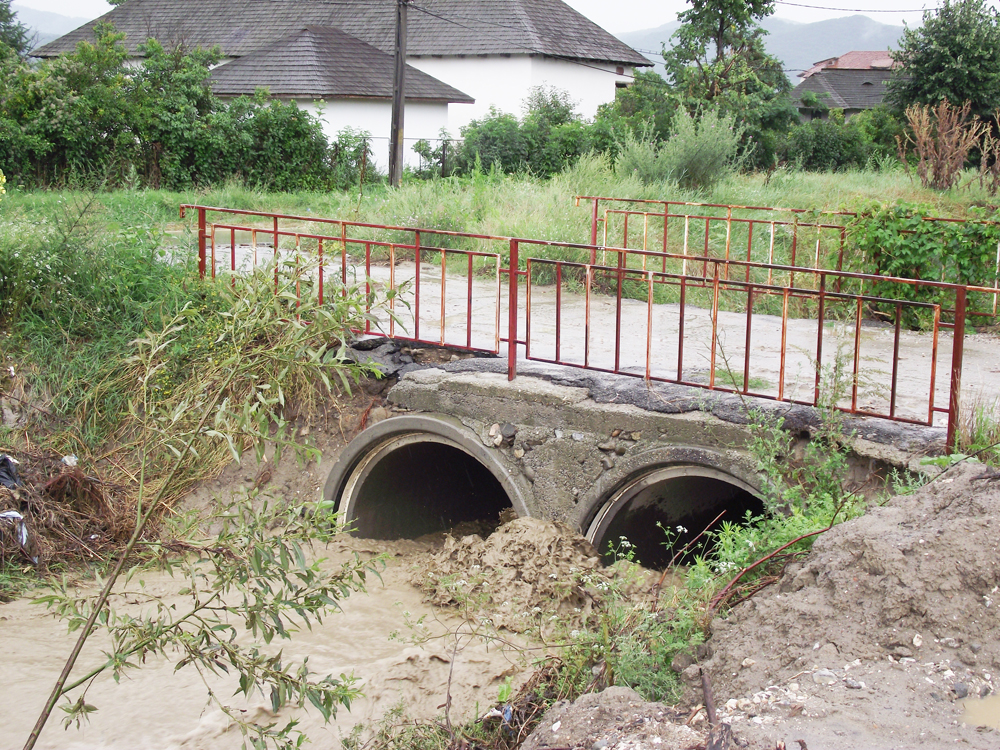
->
xmin=618 ymin=15 xmax=905 ymax=82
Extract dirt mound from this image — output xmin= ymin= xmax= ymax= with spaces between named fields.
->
xmin=699 ymin=462 xmax=1000 ymax=748
xmin=521 ymin=686 xmax=705 ymax=750
xmin=412 ymin=517 xmax=608 ymax=633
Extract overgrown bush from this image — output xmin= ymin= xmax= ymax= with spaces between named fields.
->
xmin=454 ymin=87 xmax=592 ymax=178
xmin=613 ymin=130 xmax=672 ymax=184
xmin=783 ymin=110 xmax=869 ymax=171
xmin=899 ymin=99 xmax=986 ymax=191
xmin=659 ymin=108 xmax=742 ymax=190
xmin=614 ymin=109 xmax=741 ymax=190
xmin=851 ymin=106 xmax=905 ymax=162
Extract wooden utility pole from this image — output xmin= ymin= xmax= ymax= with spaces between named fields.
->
xmin=388 ymin=0 xmax=409 ymax=187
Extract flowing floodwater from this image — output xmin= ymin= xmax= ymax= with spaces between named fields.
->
xmin=0 ymin=537 xmax=527 ymax=750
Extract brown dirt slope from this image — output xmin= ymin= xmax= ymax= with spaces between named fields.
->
xmin=700 ymin=462 xmax=1000 ymax=748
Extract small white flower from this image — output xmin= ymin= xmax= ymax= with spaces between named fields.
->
xmin=676 ymin=526 xmax=688 ymax=534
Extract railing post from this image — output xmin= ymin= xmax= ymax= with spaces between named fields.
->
xmin=508 ymin=239 xmax=519 ymax=381
xmin=947 ymin=287 xmax=966 ymax=451
xmin=590 ymin=198 xmax=599 ymax=247
xmin=197 ymin=207 xmax=207 ymax=279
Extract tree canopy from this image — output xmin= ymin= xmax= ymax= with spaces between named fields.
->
xmin=662 ymin=0 xmax=794 ymax=167
xmin=888 ymin=0 xmax=1000 ymax=120
xmin=0 ymin=0 xmax=32 ymax=57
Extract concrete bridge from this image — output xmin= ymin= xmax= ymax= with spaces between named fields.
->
xmin=177 ymin=202 xmax=982 ymax=566
xmin=324 ymin=352 xmax=940 ymax=567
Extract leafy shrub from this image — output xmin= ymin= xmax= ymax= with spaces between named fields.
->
xmin=850 ymin=106 xmax=905 ymax=162
xmin=592 ymin=70 xmax=677 ymax=149
xmin=330 ymin=126 xmax=375 ymax=188
xmin=614 ymin=108 xmax=741 ymax=190
xmin=0 ymin=25 xmax=369 ymax=191
xmin=454 ymin=107 xmax=527 ymax=175
xmin=660 ymin=108 xmax=742 ymax=190
xmin=454 ymin=87 xmax=592 ymax=178
xmin=783 ymin=110 xmax=869 ymax=171
xmin=850 ymin=201 xmax=1000 ymax=322
xmin=613 ymin=130 xmax=672 ymax=184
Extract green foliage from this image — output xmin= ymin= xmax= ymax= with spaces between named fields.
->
xmin=783 ymin=108 xmax=906 ymax=172
xmin=0 ymin=0 xmax=31 ymax=57
xmin=660 ymin=108 xmax=742 ymax=190
xmin=17 ymin=231 xmax=388 ymax=746
xmin=39 ymin=495 xmax=377 ymax=745
xmin=557 ymin=564 xmax=692 ymax=703
xmin=783 ymin=111 xmax=869 ymax=171
xmin=613 ymin=130 xmax=672 ymax=184
xmin=411 ymin=129 xmax=454 ymax=179
xmin=454 ymin=87 xmax=592 ymax=179
xmin=849 ymin=201 xmax=1000 ymax=322
xmin=0 ymin=27 xmax=369 ymax=191
xmin=455 ymin=107 xmax=527 ymax=175
xmin=615 ymin=108 xmax=741 ymax=190
xmin=850 ymin=106 xmax=906 ymax=162
xmin=662 ymin=0 xmax=795 ymax=168
xmin=954 ymin=394 xmax=1000 ymax=464
xmin=0 ymin=192 xmax=384 ymax=480
xmin=592 ymin=70 xmax=678 ymax=150
xmin=888 ymin=0 xmax=1000 ymax=121
xmin=329 ymin=127 xmax=375 ymax=189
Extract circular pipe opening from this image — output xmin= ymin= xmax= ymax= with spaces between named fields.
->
xmin=587 ymin=466 xmax=764 ymax=569
xmin=339 ymin=433 xmax=514 ymax=539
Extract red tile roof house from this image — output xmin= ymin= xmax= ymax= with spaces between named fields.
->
xmin=791 ymin=50 xmax=900 ymax=121
xmin=35 ymin=0 xmax=650 ymax=170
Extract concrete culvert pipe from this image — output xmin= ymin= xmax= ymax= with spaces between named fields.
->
xmin=586 ymin=465 xmax=764 ymax=570
xmin=324 ymin=415 xmax=526 ymax=539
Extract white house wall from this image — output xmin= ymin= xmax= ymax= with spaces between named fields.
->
xmin=296 ymin=99 xmax=450 ymax=171
xmin=529 ymin=57 xmax=630 ymax=121
xmin=408 ymin=55 xmax=634 ymax=134
xmin=408 ymin=56 xmax=533 ymax=131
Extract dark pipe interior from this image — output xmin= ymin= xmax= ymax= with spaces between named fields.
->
xmin=596 ymin=475 xmax=764 ymax=569
xmin=351 ymin=442 xmax=513 ymax=539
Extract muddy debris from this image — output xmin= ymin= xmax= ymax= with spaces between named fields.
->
xmin=413 ymin=517 xmax=619 ymax=633
xmin=0 ymin=451 xmax=132 ymax=571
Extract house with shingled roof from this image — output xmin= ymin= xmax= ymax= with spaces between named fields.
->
xmin=791 ymin=50 xmax=899 ymax=121
xmin=35 ymin=0 xmax=650 ymax=170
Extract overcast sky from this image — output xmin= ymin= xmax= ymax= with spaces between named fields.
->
xmin=17 ymin=0 xmax=937 ymax=32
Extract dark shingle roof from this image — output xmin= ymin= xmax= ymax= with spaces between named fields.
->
xmin=792 ymin=68 xmax=895 ymax=111
xmin=34 ymin=0 xmax=650 ymax=67
xmin=208 ymin=26 xmax=473 ymax=102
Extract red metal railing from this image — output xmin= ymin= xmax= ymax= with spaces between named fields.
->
xmin=179 ymin=204 xmax=992 ymax=448
xmin=575 ymin=195 xmax=1000 ymax=316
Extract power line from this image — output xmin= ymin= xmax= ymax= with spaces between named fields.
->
xmin=775 ymin=1 xmax=935 ymax=11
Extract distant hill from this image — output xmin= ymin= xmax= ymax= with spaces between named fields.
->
xmin=618 ymin=15 xmax=905 ymax=83
xmin=12 ymin=3 xmax=91 ymax=53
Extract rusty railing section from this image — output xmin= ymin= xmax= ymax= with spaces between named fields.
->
xmin=180 ymin=203 xmax=993 ymax=449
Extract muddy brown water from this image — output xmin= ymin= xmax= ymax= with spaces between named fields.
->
xmin=964 ymin=694 xmax=1000 ymax=730
xmin=0 ymin=540 xmax=527 ymax=750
